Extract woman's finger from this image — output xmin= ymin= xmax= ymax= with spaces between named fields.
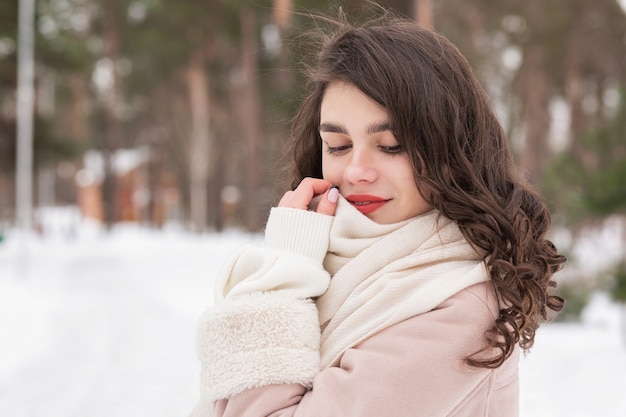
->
xmin=277 ymin=178 xmax=333 ymax=210
xmin=315 ymin=186 xmax=339 ymax=216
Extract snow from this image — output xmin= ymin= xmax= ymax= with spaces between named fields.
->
xmin=1 ymin=208 xmax=625 ymax=417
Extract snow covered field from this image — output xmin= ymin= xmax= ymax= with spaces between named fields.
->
xmin=1 ymin=209 xmax=625 ymax=417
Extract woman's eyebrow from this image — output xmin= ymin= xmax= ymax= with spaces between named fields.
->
xmin=319 ymin=121 xmax=392 ymax=134
xmin=367 ymin=121 xmax=392 ymax=134
xmin=319 ymin=122 xmax=347 ymax=134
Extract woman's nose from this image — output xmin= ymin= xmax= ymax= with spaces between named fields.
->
xmin=343 ymin=150 xmax=378 ymax=183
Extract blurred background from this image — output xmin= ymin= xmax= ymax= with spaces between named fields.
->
xmin=1 ymin=0 xmax=626 ymax=416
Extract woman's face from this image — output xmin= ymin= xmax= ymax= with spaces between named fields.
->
xmin=320 ymin=81 xmax=432 ymax=224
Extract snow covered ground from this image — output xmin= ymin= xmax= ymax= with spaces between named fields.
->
xmin=0 ymin=209 xmax=625 ymax=417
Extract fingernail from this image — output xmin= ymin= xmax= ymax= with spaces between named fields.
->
xmin=328 ymin=186 xmax=339 ymax=203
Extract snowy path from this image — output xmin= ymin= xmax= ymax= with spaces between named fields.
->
xmin=0 ymin=228 xmax=255 ymax=417
xmin=1 ymin=224 xmax=625 ymax=417
xmin=1 ymin=280 xmax=195 ymax=416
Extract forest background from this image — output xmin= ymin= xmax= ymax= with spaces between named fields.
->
xmin=1 ymin=0 xmax=625 ymax=317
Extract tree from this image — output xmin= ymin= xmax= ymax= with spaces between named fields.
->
xmin=543 ymin=87 xmax=626 ymax=225
xmin=3 ymin=0 xmax=623 ymax=237
xmin=92 ymin=1 xmax=125 ymax=228
xmin=99 ymin=0 xmax=236 ymax=231
xmin=0 ymin=0 xmax=91 ymax=223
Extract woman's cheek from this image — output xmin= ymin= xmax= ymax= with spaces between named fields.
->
xmin=321 ymin=159 xmax=342 ymax=184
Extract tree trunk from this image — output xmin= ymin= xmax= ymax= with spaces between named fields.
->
xmin=272 ymin=0 xmax=293 ymax=30
xmin=413 ymin=0 xmax=434 ymax=28
xmin=67 ymin=74 xmax=89 ymax=143
xmin=186 ymin=49 xmax=211 ymax=233
xmin=100 ymin=6 xmax=124 ymax=229
xmin=518 ymin=43 xmax=550 ymax=184
xmin=238 ymin=6 xmax=264 ymax=232
xmin=272 ymin=0 xmax=294 ymax=92
xmin=56 ymin=73 xmax=90 ymax=206
xmin=565 ymin=31 xmax=597 ymax=172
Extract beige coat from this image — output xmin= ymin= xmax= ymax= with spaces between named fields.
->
xmin=211 ymin=281 xmax=519 ymax=417
xmin=191 ymin=199 xmax=519 ymax=417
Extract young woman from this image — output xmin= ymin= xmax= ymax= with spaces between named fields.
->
xmin=190 ymin=12 xmax=565 ymax=417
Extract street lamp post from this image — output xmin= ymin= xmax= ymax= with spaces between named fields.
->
xmin=15 ymin=0 xmax=35 ymax=276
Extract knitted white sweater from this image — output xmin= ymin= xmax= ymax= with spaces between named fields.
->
xmin=192 ymin=196 xmax=488 ymax=411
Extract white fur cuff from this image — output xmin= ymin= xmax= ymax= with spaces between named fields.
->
xmin=196 ymin=292 xmax=321 ymax=401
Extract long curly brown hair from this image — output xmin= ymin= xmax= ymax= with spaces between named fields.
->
xmin=287 ymin=12 xmax=565 ymax=368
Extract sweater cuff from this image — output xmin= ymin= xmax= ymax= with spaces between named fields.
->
xmin=265 ymin=207 xmax=334 ymax=264
xmin=196 ymin=292 xmax=321 ymax=401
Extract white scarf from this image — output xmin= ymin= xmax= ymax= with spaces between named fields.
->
xmin=317 ymin=197 xmax=489 ymax=369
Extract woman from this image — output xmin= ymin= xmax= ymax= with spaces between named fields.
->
xmin=190 ymin=12 xmax=565 ymax=417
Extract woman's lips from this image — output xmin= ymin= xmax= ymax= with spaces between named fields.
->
xmin=345 ymin=194 xmax=390 ymax=215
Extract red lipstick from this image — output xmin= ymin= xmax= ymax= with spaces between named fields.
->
xmin=345 ymin=194 xmax=390 ymax=215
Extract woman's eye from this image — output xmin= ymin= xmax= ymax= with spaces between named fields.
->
xmin=326 ymin=144 xmax=352 ymax=155
xmin=379 ymin=145 xmax=403 ymax=154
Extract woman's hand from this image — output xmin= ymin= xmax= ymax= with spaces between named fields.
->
xmin=278 ymin=178 xmax=339 ymax=216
